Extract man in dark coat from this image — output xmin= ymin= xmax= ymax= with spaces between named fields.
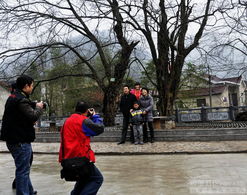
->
xmin=1 ymin=75 xmax=44 ymax=195
xmin=118 ymin=85 xmax=137 ymax=144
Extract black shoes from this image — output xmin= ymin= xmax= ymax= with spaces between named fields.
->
xmin=117 ymin=141 xmax=125 ymax=145
xmin=12 ymin=179 xmax=16 ymax=189
xmin=143 ymin=138 xmax=154 ymax=143
xmin=33 ymin=191 xmax=38 ymax=194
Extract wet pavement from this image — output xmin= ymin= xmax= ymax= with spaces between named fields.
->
xmin=1 ymin=153 xmax=247 ymax=195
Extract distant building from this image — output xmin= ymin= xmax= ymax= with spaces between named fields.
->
xmin=177 ymin=75 xmax=247 ymax=108
xmin=0 ymin=81 xmax=10 ymax=120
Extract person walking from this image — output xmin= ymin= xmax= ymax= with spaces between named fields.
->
xmin=139 ymin=87 xmax=155 ymax=143
xmin=130 ymin=102 xmax=144 ymax=145
xmin=59 ymin=102 xmax=104 ymax=195
xmin=1 ymin=75 xmax=44 ymax=195
xmin=118 ymin=85 xmax=137 ymax=144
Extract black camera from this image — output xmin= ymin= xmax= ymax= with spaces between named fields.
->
xmin=42 ymin=102 xmax=48 ymax=109
xmin=32 ymin=101 xmax=48 ymax=109
xmin=87 ymin=108 xmax=95 ymax=117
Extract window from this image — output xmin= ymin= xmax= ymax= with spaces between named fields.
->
xmin=196 ymin=98 xmax=206 ymax=107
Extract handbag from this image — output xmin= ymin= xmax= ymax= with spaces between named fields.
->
xmin=60 ymin=125 xmax=93 ymax=182
xmin=60 ymin=156 xmax=93 ymax=181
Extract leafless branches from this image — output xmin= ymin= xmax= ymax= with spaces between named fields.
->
xmin=0 ymin=1 xmax=137 ymax=87
xmin=0 ymin=0 xmax=245 ymax=118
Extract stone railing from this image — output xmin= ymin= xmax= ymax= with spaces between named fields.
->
xmin=175 ymin=106 xmax=247 ymax=123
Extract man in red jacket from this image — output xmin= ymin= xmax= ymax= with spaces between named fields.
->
xmin=59 ymin=102 xmax=104 ymax=195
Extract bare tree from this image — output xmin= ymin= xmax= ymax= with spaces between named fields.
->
xmin=1 ymin=0 xmax=239 ymax=121
xmin=197 ymin=1 xmax=247 ymax=77
xmin=107 ymin=0 xmax=234 ymax=116
xmin=223 ymin=0 xmax=247 ymax=57
xmin=0 ymin=0 xmax=138 ymax=126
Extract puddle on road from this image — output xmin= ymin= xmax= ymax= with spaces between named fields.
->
xmin=1 ymin=153 xmax=247 ymax=195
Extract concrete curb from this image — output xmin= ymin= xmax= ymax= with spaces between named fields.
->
xmin=2 ymin=141 xmax=247 ymax=155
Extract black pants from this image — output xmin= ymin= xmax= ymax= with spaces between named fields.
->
xmin=71 ymin=164 xmax=103 ymax=195
xmin=143 ymin=121 xmax=154 ymax=142
xmin=120 ymin=115 xmax=134 ymax=142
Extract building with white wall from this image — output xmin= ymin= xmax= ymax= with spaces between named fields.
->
xmin=177 ymin=75 xmax=247 ymax=108
xmin=0 ymin=82 xmax=10 ymax=120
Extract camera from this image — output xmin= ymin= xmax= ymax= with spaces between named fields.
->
xmin=42 ymin=102 xmax=48 ymax=109
xmin=32 ymin=101 xmax=48 ymax=109
xmin=38 ymin=101 xmax=48 ymax=109
xmin=87 ymin=108 xmax=95 ymax=117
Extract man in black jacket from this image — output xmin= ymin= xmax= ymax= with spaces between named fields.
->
xmin=1 ymin=75 xmax=44 ymax=195
xmin=118 ymin=85 xmax=137 ymax=144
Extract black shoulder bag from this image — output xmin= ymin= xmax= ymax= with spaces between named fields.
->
xmin=60 ymin=125 xmax=94 ymax=182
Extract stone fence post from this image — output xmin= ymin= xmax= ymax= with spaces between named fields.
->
xmin=201 ymin=106 xmax=207 ymax=122
xmin=175 ymin=108 xmax=181 ymax=123
xmin=229 ymin=106 xmax=235 ymax=121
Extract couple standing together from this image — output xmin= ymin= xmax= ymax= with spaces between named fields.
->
xmin=118 ymin=83 xmax=154 ymax=145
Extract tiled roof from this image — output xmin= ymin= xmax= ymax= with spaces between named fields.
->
xmin=203 ymin=74 xmax=242 ymax=84
xmin=203 ymin=74 xmax=222 ymax=82
xmin=220 ymin=76 xmax=242 ymax=84
xmin=179 ymin=85 xmax=226 ymax=98
xmin=0 ymin=81 xmax=11 ymax=91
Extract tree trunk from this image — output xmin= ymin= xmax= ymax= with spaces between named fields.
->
xmin=102 ymin=84 xmax=120 ymax=126
xmin=156 ymin=56 xmax=185 ymax=116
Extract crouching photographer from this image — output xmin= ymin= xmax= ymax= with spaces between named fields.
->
xmin=59 ymin=101 xmax=104 ymax=195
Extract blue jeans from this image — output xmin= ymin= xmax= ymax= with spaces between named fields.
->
xmin=7 ymin=143 xmax=34 ymax=195
xmin=133 ymin=124 xmax=143 ymax=143
xmin=71 ymin=164 xmax=103 ymax=195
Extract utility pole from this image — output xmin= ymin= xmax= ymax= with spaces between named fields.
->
xmin=208 ymin=65 xmax=212 ymax=108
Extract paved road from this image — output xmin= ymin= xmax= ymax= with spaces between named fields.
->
xmin=3 ymin=141 xmax=247 ymax=154
xmin=1 ymin=153 xmax=247 ymax=195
